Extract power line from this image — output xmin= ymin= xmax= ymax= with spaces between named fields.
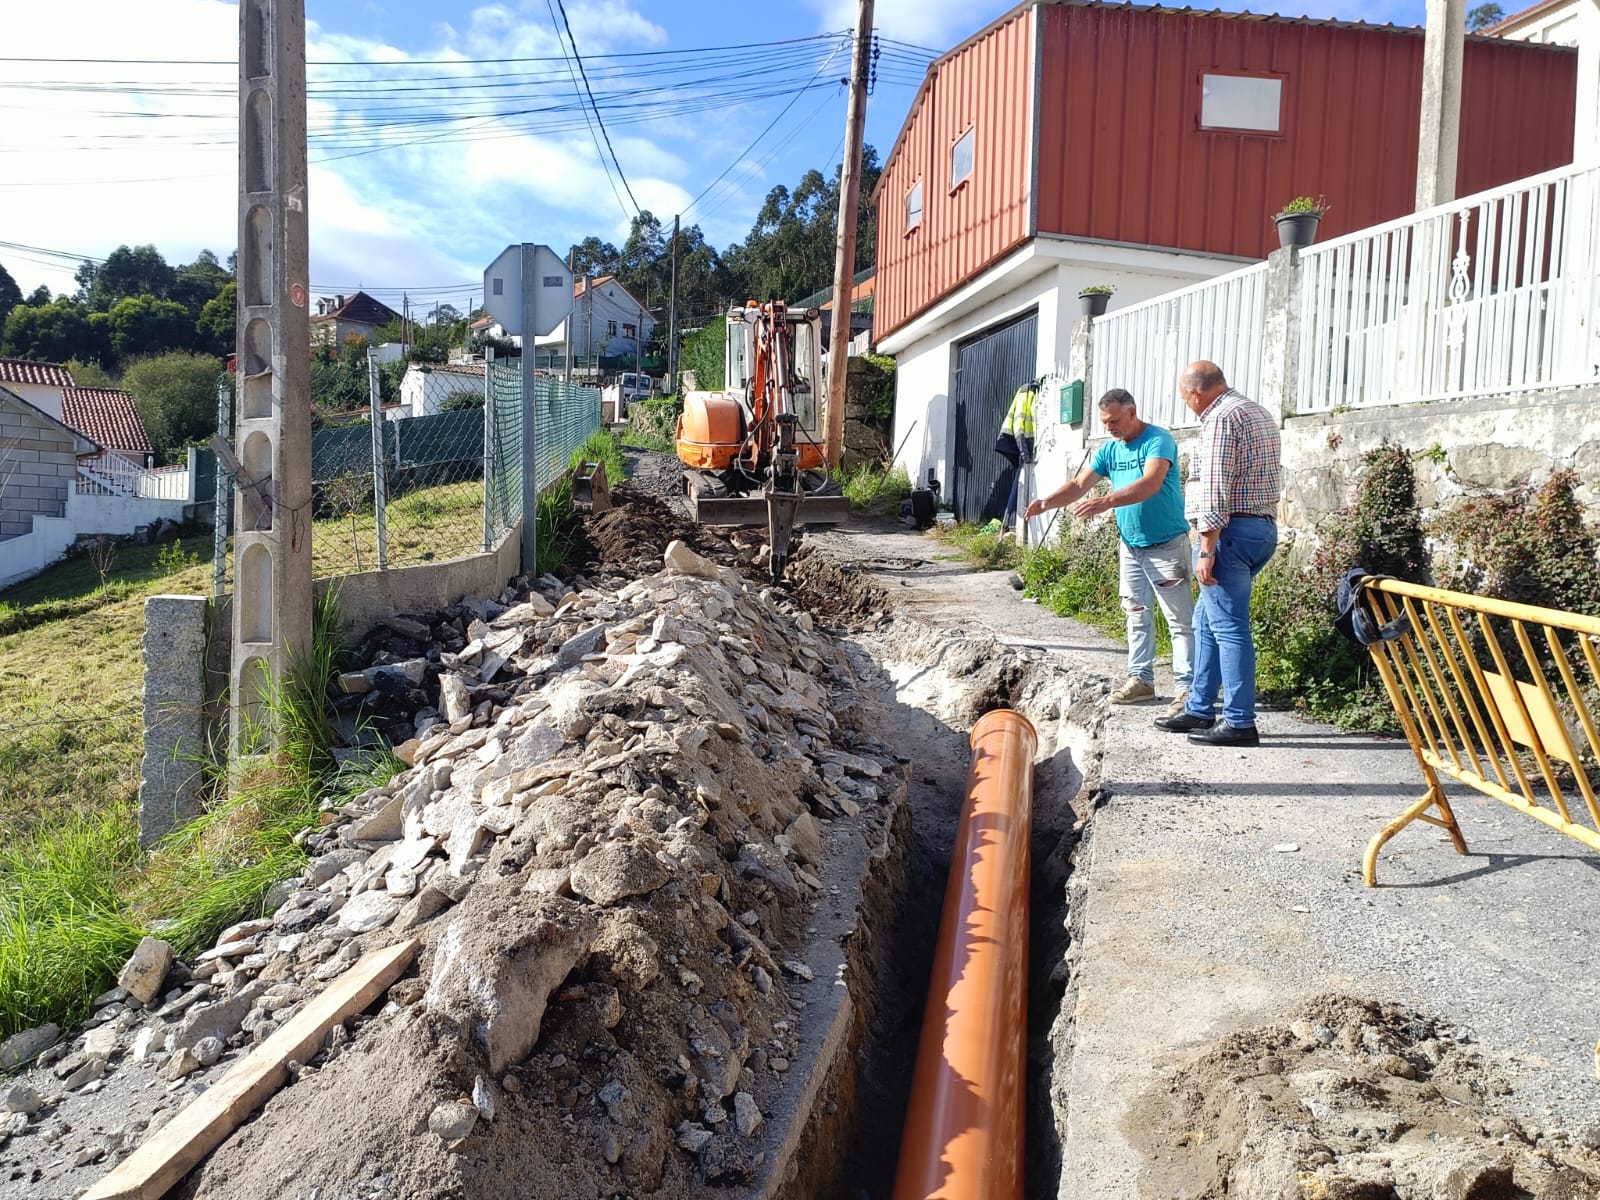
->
xmin=552 ymin=0 xmax=640 ymax=218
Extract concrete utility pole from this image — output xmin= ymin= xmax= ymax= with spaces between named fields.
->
xmin=825 ymin=0 xmax=874 ymax=469
xmin=231 ymin=0 xmax=313 ymax=755
xmin=1416 ymin=0 xmax=1466 ymax=210
xmin=564 ymin=250 xmax=575 ymax=384
xmin=668 ymin=214 xmax=680 ymax=392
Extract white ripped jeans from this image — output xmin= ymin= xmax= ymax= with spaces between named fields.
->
xmin=1119 ymin=532 xmax=1195 ymax=690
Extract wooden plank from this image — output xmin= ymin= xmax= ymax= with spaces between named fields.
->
xmin=82 ymin=938 xmax=419 ymax=1200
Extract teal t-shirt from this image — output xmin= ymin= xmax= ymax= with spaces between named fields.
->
xmin=1089 ymin=424 xmax=1187 ymax=548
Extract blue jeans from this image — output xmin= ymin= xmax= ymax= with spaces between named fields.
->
xmin=1187 ymin=517 xmax=1278 ymax=728
xmin=1119 ymin=533 xmax=1194 ymax=690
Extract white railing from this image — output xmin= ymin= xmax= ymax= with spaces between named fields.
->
xmin=1089 ymin=260 xmax=1269 ymax=433
xmin=1296 ymin=162 xmax=1600 ymax=413
xmin=76 ymin=456 xmax=192 ymax=501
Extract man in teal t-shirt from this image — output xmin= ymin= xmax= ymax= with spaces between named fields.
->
xmin=1024 ymin=388 xmax=1194 ymax=713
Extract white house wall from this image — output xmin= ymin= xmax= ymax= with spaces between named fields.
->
xmin=5 ymin=381 xmax=67 ymax=421
xmin=535 ymin=283 xmax=658 ymax=360
xmin=888 ymin=241 xmax=1243 ymax=513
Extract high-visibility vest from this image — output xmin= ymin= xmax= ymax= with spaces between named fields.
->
xmin=1002 ymin=385 xmax=1036 ymax=441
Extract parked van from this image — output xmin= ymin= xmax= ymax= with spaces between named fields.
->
xmin=618 ymin=373 xmax=655 ymax=403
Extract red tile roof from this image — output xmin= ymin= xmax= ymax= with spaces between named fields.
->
xmin=60 ymin=387 xmax=153 ymax=455
xmin=0 ymin=358 xmax=75 ymax=387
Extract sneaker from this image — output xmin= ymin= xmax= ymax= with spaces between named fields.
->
xmin=1154 ymin=711 xmax=1214 ymax=732
xmin=1164 ymin=689 xmax=1189 ymax=719
xmin=1188 ymin=721 xmax=1260 ymax=747
xmin=1110 ymin=677 xmax=1156 ymax=705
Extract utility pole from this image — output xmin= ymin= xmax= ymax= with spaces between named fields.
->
xmin=564 ymin=250 xmax=575 ymax=384
xmin=586 ymin=278 xmax=594 ymax=383
xmin=824 ymin=0 xmax=874 ymax=470
xmin=635 ymin=297 xmax=643 ymax=382
xmin=668 ymin=214 xmax=680 ymax=392
xmin=230 ymin=0 xmax=312 ymax=755
xmin=1415 ymin=0 xmax=1465 ymax=210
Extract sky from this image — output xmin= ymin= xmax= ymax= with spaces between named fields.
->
xmin=2 ymin=0 xmax=1429 ymax=318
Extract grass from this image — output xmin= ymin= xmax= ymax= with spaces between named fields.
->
xmin=621 ymin=396 xmax=679 ymax=456
xmin=832 ymin=463 xmax=912 ymax=516
xmin=931 ymin=519 xmax=1026 ymax=572
xmin=0 ymin=581 xmax=402 ymax=1039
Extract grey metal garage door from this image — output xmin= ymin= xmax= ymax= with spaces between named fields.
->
xmin=949 ymin=309 xmax=1038 ymax=524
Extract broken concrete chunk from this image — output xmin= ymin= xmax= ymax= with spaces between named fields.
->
xmin=337 ymin=659 xmax=428 ymax=695
xmin=733 ymin=1091 xmax=763 ymax=1137
xmin=439 ymin=674 xmax=472 ymax=725
xmin=192 ymin=1036 xmax=225 ymax=1068
xmin=2 ymin=1084 xmax=42 ymax=1116
xmin=82 ymin=1024 xmax=120 ymax=1059
xmin=663 ymin=540 xmax=720 ymax=579
xmin=429 ymin=1099 xmax=479 ymax=1144
xmin=0 ymin=1024 xmax=59 ymax=1072
xmin=472 ymin=1075 xmax=497 ymax=1122
xmin=556 ymin=626 xmax=607 ymax=669
xmin=117 ymin=936 xmax=174 ymax=1006
xmin=569 ymin=842 xmax=671 ymax=907
xmin=784 ymin=812 xmax=823 ymax=867
xmin=337 ymin=891 xmax=404 ymax=935
xmin=171 ymin=982 xmax=264 ymax=1050
xmin=521 ymin=867 xmax=572 ymax=897
xmin=351 ymin=792 xmax=405 ymax=845
xmin=424 ymin=890 xmax=597 ymax=1073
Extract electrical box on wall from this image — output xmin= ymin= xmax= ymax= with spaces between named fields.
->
xmin=1060 ymin=378 xmax=1085 ymax=425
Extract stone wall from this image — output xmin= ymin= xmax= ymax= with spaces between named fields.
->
xmin=1 ymin=407 xmax=77 ymax=542
xmin=1277 ymin=385 xmax=1600 ymax=532
xmin=842 ymin=356 xmax=892 ymax=468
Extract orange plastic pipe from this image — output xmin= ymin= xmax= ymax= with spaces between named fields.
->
xmin=892 ymin=708 xmax=1037 ymax=1200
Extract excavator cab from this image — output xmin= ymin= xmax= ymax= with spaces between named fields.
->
xmin=676 ymin=302 xmax=849 ymax=578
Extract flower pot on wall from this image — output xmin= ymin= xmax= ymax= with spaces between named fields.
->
xmin=1275 ymin=212 xmax=1322 ymax=250
xmin=1079 ymin=291 xmax=1111 ymax=318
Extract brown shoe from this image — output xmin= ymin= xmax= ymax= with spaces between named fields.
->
xmin=1111 ymin=677 xmax=1156 ymax=705
xmin=1164 ymin=689 xmax=1189 ymax=719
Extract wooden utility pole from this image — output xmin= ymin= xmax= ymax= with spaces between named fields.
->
xmin=824 ymin=0 xmax=874 ymax=469
xmin=668 ymin=214 xmax=680 ymax=392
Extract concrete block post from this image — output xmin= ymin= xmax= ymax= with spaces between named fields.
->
xmin=139 ymin=594 xmax=209 ymax=847
xmin=1258 ymin=247 xmax=1303 ymax=424
xmin=1069 ymin=314 xmax=1093 ymax=453
xmin=230 ymin=0 xmax=313 ymax=756
xmin=1416 ymin=0 xmax=1465 ymax=210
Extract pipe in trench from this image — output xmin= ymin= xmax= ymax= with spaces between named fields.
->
xmin=891 ymin=708 xmax=1037 ymax=1200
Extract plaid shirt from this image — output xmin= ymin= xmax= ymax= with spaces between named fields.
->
xmin=1185 ymin=389 xmax=1281 ymax=532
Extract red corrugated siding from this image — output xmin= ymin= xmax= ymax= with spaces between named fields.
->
xmin=873 ymin=10 xmax=1034 ymax=342
xmin=1034 ymin=4 xmax=1576 ymax=259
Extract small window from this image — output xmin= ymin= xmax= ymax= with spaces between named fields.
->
xmin=906 ymin=181 xmax=924 ymax=232
xmin=622 ymin=323 xmax=637 ymax=340
xmin=951 ymin=127 xmax=974 ymax=189
xmin=1200 ymin=74 xmax=1282 ymax=133
xmin=607 ymin=320 xmax=618 ymax=336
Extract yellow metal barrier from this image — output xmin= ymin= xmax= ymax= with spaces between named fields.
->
xmin=1358 ymin=576 xmax=1600 ymax=886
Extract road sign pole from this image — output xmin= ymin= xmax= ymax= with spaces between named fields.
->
xmin=520 ymin=245 xmax=539 ymax=575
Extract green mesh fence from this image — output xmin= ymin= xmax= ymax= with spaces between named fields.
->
xmin=487 ymin=363 xmax=603 ymax=539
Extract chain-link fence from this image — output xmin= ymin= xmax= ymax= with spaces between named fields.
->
xmin=209 ymin=361 xmax=601 ymax=590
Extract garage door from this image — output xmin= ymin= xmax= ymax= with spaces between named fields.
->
xmin=949 ymin=309 xmax=1038 ymax=524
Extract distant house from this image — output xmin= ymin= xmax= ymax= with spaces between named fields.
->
xmin=60 ymin=387 xmax=154 ymax=471
xmin=398 ymin=362 xmax=487 ymax=418
xmin=311 ymin=291 xmax=403 ymax=351
xmin=534 ymin=276 xmax=657 ymax=367
xmin=0 ymin=385 xmax=98 ymax=544
xmin=0 ymin=359 xmax=74 ymax=422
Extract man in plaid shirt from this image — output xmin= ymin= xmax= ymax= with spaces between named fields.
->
xmin=1154 ymin=361 xmax=1281 ymax=747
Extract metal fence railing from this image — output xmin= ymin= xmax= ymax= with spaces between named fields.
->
xmin=211 ymin=360 xmax=601 ymax=590
xmin=1355 ymin=575 xmax=1600 ymax=886
xmin=1297 ymin=162 xmax=1600 ymax=414
xmin=1088 ymin=260 xmax=1268 ymax=434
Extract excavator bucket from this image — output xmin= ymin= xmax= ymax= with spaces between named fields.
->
xmin=689 ymin=491 xmax=851 ymax=528
xmin=572 ymin=461 xmax=613 ymax=512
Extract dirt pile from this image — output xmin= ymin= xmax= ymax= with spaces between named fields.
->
xmin=1134 ymin=995 xmax=1600 ymax=1200
xmin=1 ymin=541 xmax=905 ymax=1200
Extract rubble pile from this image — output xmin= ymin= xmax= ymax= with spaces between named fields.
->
xmin=0 ymin=541 xmax=906 ymax=1200
xmin=1135 ymin=995 xmax=1600 ymax=1199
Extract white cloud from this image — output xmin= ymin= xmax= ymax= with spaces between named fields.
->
xmin=804 ymin=0 xmax=982 ymax=47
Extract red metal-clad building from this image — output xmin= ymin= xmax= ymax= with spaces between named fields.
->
xmin=874 ymin=1 xmax=1578 ymax=343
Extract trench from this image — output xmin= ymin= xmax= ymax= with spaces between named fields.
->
xmin=791 ymin=620 xmax=1106 ymax=1200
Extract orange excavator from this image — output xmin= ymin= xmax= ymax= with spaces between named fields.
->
xmin=675 ymin=301 xmax=849 ymax=580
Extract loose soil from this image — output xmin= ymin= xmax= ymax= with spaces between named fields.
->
xmin=1130 ymin=994 xmax=1600 ymax=1199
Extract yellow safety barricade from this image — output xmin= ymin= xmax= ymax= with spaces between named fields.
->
xmin=1357 ymin=576 xmax=1600 ymax=886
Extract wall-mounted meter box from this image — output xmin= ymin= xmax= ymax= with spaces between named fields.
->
xmin=1060 ymin=378 xmax=1085 ymax=425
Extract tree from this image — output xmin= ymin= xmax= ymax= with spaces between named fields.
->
xmin=1 ymin=302 xmax=93 ymax=362
xmin=86 ymin=245 xmax=176 ymax=311
xmin=65 ymin=358 xmax=115 ymax=388
xmin=122 ymin=352 xmax=224 ymax=464
xmin=196 ymin=281 xmax=236 ymax=358
xmin=1467 ymin=3 xmax=1504 ymax=29
xmin=567 ymin=237 xmax=620 ymax=280
xmin=0 ymin=261 xmax=21 ymax=333
xmin=24 ymin=285 xmax=51 ymax=307
xmin=171 ymin=249 xmax=232 ymax=321
xmin=106 ymin=294 xmax=193 ymax=360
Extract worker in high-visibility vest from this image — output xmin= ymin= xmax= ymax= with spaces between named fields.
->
xmin=994 ymin=381 xmax=1038 ymax=533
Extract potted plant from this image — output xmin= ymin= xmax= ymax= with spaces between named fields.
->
xmin=1274 ymin=195 xmax=1329 ymax=250
xmin=1078 ymin=284 xmax=1115 ymax=319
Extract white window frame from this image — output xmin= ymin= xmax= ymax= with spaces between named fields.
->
xmin=905 ymin=180 xmax=924 ymax=233
xmin=1198 ymin=72 xmax=1284 ymax=135
xmin=950 ymin=126 xmax=975 ymax=191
